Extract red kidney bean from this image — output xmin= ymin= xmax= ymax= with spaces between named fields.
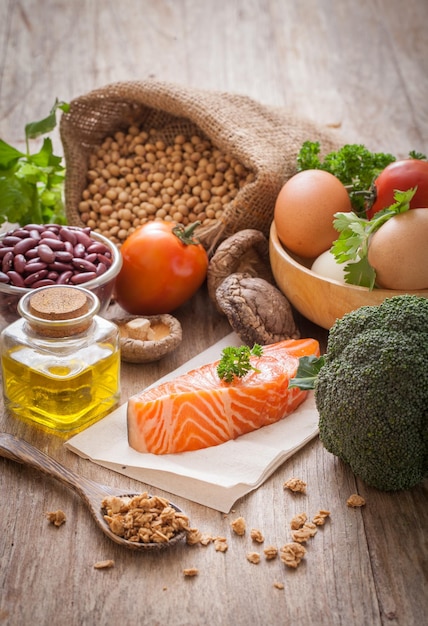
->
xmin=64 ymin=241 xmax=74 ymax=254
xmin=24 ymin=269 xmax=49 ymax=286
xmin=0 ymin=247 xmax=14 ymax=259
xmin=73 ymin=242 xmax=86 ymax=258
xmin=96 ymin=262 xmax=107 ymax=276
xmin=75 ymin=231 xmax=93 ymax=248
xmin=40 ymin=238 xmax=65 ymax=251
xmin=2 ymin=251 xmax=14 ymax=273
xmin=3 ymin=236 xmax=22 ymax=246
xmin=28 ymin=229 xmax=42 ymax=241
xmin=41 ymin=230 xmax=59 ymax=240
xmin=24 ymin=248 xmax=39 ymax=259
xmin=56 ymin=270 xmax=73 ymax=284
xmin=0 ymin=225 xmax=114 ymax=290
xmin=13 ymin=254 xmax=27 ymax=274
xmin=13 ymin=238 xmax=37 ymax=255
xmin=87 ymin=242 xmax=109 ymax=254
xmin=24 ymin=224 xmax=45 ymax=232
xmin=60 ymin=228 xmax=77 ymax=245
xmin=48 ymin=261 xmax=74 ymax=272
xmin=72 ymin=258 xmax=97 ymax=273
xmin=37 ymin=244 xmax=56 ymax=264
xmin=70 ymin=272 xmax=97 ymax=284
xmin=31 ymin=278 xmax=56 ymax=288
xmin=24 ymin=261 xmax=48 ymax=273
xmin=97 ymin=253 xmax=112 ymax=265
xmin=55 ymin=251 xmax=73 ymax=262
xmin=7 ymin=271 xmax=26 ymax=287
xmin=11 ymin=229 xmax=31 ymax=239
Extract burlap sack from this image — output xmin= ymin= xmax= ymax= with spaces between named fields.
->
xmin=60 ymin=80 xmax=342 ymax=250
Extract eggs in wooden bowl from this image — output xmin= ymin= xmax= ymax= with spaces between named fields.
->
xmin=269 ymin=221 xmax=428 ymax=330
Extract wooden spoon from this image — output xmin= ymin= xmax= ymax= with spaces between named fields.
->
xmin=0 ymin=432 xmax=187 ymax=551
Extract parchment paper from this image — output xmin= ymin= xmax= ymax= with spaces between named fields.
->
xmin=65 ymin=333 xmax=320 ymax=512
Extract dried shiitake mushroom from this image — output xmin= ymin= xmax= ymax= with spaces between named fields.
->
xmin=112 ymin=314 xmax=182 ymax=363
xmin=215 ymin=273 xmax=300 ymax=345
xmin=207 ymin=229 xmax=274 ymax=309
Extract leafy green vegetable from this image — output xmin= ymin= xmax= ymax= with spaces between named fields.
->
xmin=217 ymin=344 xmax=263 ymax=383
xmin=331 ymin=188 xmax=415 ymax=289
xmin=289 ymin=355 xmax=325 ymax=390
xmin=297 ymin=141 xmax=396 ymax=214
xmin=0 ymin=99 xmax=69 ymax=225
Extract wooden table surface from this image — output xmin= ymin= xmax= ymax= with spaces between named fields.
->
xmin=1 ymin=1 xmax=427 ymax=625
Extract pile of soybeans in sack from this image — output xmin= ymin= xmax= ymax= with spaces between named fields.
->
xmin=60 ymin=80 xmax=341 ymax=252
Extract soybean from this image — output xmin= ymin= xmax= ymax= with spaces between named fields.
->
xmin=79 ymin=127 xmax=255 ymax=245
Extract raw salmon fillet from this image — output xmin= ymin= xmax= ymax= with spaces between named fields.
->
xmin=127 ymin=338 xmax=319 ymax=454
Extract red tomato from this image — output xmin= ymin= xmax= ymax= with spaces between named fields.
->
xmin=367 ymin=159 xmax=428 ymax=219
xmin=114 ymin=221 xmax=209 ymax=315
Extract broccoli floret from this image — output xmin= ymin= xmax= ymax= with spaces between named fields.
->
xmin=315 ymin=295 xmax=428 ymax=491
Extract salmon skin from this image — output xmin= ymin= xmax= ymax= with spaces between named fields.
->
xmin=127 ymin=338 xmax=320 ymax=455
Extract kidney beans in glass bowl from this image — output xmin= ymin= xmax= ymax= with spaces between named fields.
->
xmin=0 ymin=225 xmax=122 ymax=323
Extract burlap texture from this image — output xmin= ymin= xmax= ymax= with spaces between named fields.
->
xmin=60 ymin=80 xmax=342 ymax=250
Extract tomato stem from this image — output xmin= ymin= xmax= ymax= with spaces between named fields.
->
xmin=172 ymin=221 xmax=202 ymax=246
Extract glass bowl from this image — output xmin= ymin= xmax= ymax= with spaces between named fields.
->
xmin=0 ymin=226 xmax=122 ymax=324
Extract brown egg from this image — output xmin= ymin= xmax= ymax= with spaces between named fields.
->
xmin=368 ymin=208 xmax=428 ymax=289
xmin=274 ymin=170 xmax=352 ymax=258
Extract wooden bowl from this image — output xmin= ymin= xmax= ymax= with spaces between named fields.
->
xmin=269 ymin=221 xmax=428 ymax=330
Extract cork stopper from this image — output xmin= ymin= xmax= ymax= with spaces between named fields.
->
xmin=19 ymin=285 xmax=99 ymax=338
xmin=29 ymin=287 xmax=89 ymax=321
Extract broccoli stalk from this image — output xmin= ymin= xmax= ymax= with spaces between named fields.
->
xmin=290 ymin=295 xmax=428 ymax=491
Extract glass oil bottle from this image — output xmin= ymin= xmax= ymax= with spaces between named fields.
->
xmin=0 ymin=284 xmax=120 ymax=435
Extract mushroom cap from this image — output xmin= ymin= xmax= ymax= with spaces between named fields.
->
xmin=207 ymin=229 xmax=274 ymax=308
xmin=112 ymin=314 xmax=182 ymax=363
xmin=215 ymin=273 xmax=300 ymax=345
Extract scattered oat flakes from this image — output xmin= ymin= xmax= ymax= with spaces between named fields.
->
xmin=187 ymin=530 xmax=215 ymax=547
xmin=93 ymin=559 xmax=115 ymax=569
xmin=101 ymin=492 xmax=190 ymax=544
xmin=264 ymin=546 xmax=278 ymax=560
xmin=186 ymin=528 xmax=203 ymax=545
xmin=313 ymin=509 xmax=331 ymax=525
xmin=231 ymin=516 xmax=246 ymax=536
xmin=199 ymin=533 xmax=215 ymax=546
xmin=347 ymin=494 xmax=366 ymax=508
xmin=290 ymin=512 xmax=308 ymax=530
xmin=246 ymin=552 xmax=261 ymax=564
xmin=183 ymin=568 xmax=199 ymax=577
xmin=283 ymin=478 xmax=307 ymax=493
xmin=250 ymin=528 xmax=264 ymax=543
xmin=273 ymin=581 xmax=285 ymax=590
xmin=214 ymin=537 xmax=228 ymax=552
xmin=46 ymin=509 xmax=66 ymax=527
xmin=291 ymin=522 xmax=318 ymax=543
xmin=280 ymin=542 xmax=307 ymax=568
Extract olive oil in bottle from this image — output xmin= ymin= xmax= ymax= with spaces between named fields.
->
xmin=0 ymin=285 xmax=120 ymax=435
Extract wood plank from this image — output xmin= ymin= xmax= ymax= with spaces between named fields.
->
xmin=0 ymin=1 xmax=427 ymax=625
